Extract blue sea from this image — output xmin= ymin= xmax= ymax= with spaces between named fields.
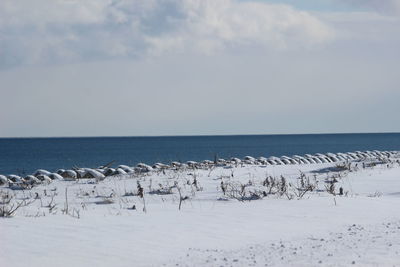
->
xmin=0 ymin=133 xmax=399 ymax=176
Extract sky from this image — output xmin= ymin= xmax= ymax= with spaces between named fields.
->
xmin=0 ymin=0 xmax=399 ymax=137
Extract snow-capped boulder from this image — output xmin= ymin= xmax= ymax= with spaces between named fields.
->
xmin=186 ymin=161 xmax=198 ymax=167
xmin=244 ymin=156 xmax=256 ymax=162
xmin=231 ymin=158 xmax=242 ymax=164
xmin=306 ymin=158 xmax=317 ymax=164
xmin=48 ymin=173 xmax=64 ymax=180
xmin=373 ymin=150 xmax=384 ymax=157
xmin=293 ymin=156 xmax=307 ymax=164
xmin=7 ymin=175 xmax=22 ymax=183
xmin=304 ymin=155 xmax=317 ymax=163
xmin=118 ymin=165 xmax=134 ymax=173
xmin=152 ymin=163 xmax=169 ymax=169
xmin=335 ymin=155 xmax=347 ymax=161
xmin=74 ymin=169 xmax=86 ymax=178
xmin=82 ymin=169 xmax=105 ymax=181
xmin=346 ymin=153 xmax=359 ymax=160
xmin=216 ymin=159 xmax=227 ymax=166
xmin=36 ymin=175 xmax=52 ymax=184
xmin=23 ymin=175 xmax=41 ymax=185
xmin=327 ymin=156 xmax=339 ymax=162
xmin=300 ymin=158 xmax=311 ymax=164
xmin=337 ymin=153 xmax=349 ymax=160
xmin=136 ymin=163 xmax=153 ymax=172
xmin=56 ymin=169 xmax=66 ymax=175
xmin=0 ymin=175 xmax=8 ymax=186
xmin=114 ymin=168 xmax=127 ymax=175
xmin=202 ymin=160 xmax=214 ymax=166
xmin=171 ymin=162 xmax=182 ymax=167
xmin=104 ymin=168 xmax=116 ymax=176
xmin=312 ymin=157 xmax=322 ymax=164
xmin=137 ymin=163 xmax=151 ymax=168
xmin=34 ymin=169 xmax=52 ymax=177
xmin=61 ymin=170 xmax=77 ymax=179
xmin=317 ymin=157 xmax=328 ymax=163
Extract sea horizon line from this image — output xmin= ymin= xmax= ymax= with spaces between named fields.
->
xmin=1 ymin=131 xmax=400 ymax=139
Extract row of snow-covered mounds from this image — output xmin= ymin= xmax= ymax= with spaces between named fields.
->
xmin=0 ymin=163 xmax=157 ymax=190
xmin=0 ymin=150 xmax=398 ymax=190
xmin=0 ymin=168 xmax=104 ymax=190
xmin=168 ymin=150 xmax=399 ymax=168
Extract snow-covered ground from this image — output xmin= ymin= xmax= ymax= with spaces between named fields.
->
xmin=1 ymin=156 xmax=400 ymax=267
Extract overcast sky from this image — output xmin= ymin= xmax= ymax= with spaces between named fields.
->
xmin=1 ymin=0 xmax=399 ymax=137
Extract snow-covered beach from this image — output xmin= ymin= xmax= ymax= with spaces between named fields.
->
xmin=1 ymin=151 xmax=400 ymax=267
xmin=2 ymin=0 xmax=400 ymax=265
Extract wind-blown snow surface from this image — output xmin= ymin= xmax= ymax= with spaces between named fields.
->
xmin=1 ymin=162 xmax=400 ymax=267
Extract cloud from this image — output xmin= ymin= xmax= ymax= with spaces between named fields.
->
xmin=145 ymin=0 xmax=334 ymax=54
xmin=0 ymin=0 xmax=333 ymax=68
xmin=338 ymin=0 xmax=400 ymax=15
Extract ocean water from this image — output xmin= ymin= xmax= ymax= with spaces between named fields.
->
xmin=0 ymin=133 xmax=399 ymax=175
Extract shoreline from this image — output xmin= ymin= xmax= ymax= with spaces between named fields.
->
xmin=1 ymin=151 xmax=400 ymax=266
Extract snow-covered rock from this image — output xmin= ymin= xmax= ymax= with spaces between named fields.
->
xmin=56 ymin=169 xmax=66 ymax=175
xmin=34 ymin=169 xmax=52 ymax=176
xmin=82 ymin=169 xmax=105 ymax=181
xmin=61 ymin=170 xmax=77 ymax=179
xmin=114 ymin=168 xmax=127 ymax=175
xmin=118 ymin=165 xmax=134 ymax=173
xmin=23 ymin=175 xmax=41 ymax=185
xmin=7 ymin=175 xmax=22 ymax=183
xmin=36 ymin=175 xmax=52 ymax=184
xmin=0 ymin=175 xmax=9 ymax=186
xmin=48 ymin=173 xmax=64 ymax=180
